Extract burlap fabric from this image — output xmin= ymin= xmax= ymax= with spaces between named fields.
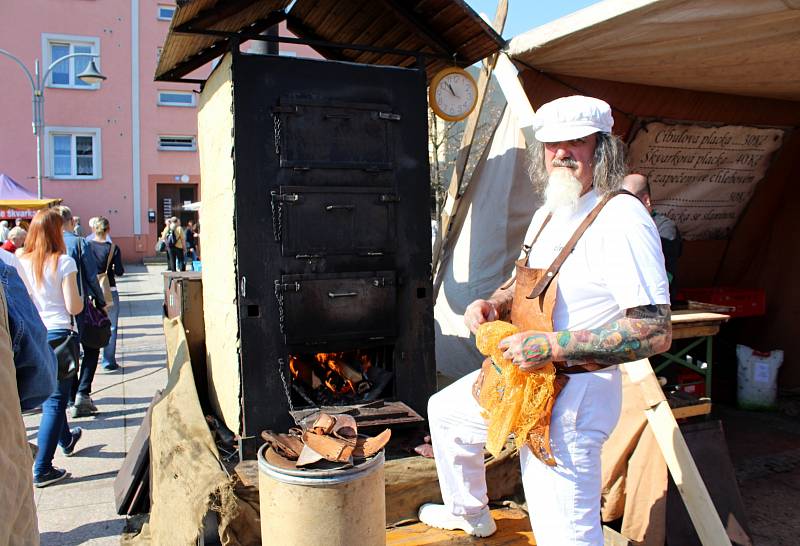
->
xmin=0 ymin=286 xmax=40 ymax=545
xmin=132 ymin=318 xmax=236 ymax=545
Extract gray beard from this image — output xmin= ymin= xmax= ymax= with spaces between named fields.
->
xmin=544 ymin=168 xmax=584 ymax=212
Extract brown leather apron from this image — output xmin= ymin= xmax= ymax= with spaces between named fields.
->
xmin=473 ymin=191 xmax=625 ymax=464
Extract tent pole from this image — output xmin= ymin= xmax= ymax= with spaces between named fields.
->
xmin=432 ymin=0 xmax=508 ymax=300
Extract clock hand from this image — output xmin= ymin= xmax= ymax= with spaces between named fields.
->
xmin=446 ymin=82 xmax=457 ymax=97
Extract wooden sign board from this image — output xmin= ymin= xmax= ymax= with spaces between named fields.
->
xmin=628 ymin=121 xmax=784 ymax=240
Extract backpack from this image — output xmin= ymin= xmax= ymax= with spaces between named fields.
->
xmin=166 ymin=229 xmax=177 ymax=248
xmin=97 ymin=244 xmax=115 ymax=308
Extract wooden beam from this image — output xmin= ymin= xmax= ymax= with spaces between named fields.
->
xmin=285 ymin=14 xmax=350 ymax=62
xmin=377 ymin=0 xmax=455 ymax=57
xmin=623 ymin=360 xmax=732 ymax=546
xmin=160 ymin=13 xmax=286 ymax=81
xmin=431 ymin=0 xmax=507 ymax=296
xmin=174 ymin=0 xmax=282 ymax=32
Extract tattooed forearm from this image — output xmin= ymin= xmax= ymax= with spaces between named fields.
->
xmin=500 ymin=304 xmax=672 ymax=371
xmin=553 ymin=304 xmax=672 ymax=366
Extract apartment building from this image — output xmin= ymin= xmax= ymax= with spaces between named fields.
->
xmin=0 ymin=1 xmax=316 ymax=260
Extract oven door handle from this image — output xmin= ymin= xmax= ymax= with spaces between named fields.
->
xmin=327 ymin=291 xmax=358 ymax=299
xmin=325 ymin=204 xmax=355 ymax=211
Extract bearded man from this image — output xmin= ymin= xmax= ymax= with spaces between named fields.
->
xmin=418 ymin=96 xmax=672 ymax=545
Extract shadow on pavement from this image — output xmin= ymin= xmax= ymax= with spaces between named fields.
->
xmin=40 ymin=520 xmax=124 ymax=546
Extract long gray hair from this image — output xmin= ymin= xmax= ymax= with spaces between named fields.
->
xmin=527 ymin=133 xmax=627 ymax=197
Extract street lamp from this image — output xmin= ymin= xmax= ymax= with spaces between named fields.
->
xmin=0 ymin=49 xmax=107 ymax=198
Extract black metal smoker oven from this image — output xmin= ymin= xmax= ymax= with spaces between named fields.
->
xmin=228 ymin=52 xmax=436 ymax=456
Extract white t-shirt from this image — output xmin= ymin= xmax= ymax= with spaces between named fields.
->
xmin=18 ymin=254 xmax=78 ymax=331
xmin=521 ymin=189 xmax=670 ymax=332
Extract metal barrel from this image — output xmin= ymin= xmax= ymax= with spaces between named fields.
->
xmin=258 ymin=444 xmax=386 ymax=545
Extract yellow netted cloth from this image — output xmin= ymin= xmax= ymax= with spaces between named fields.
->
xmin=475 ymin=321 xmax=558 ymax=462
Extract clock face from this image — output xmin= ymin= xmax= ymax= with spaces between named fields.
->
xmin=431 ymin=69 xmax=477 ymax=121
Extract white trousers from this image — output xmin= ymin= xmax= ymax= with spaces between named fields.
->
xmin=428 ymin=367 xmax=622 ymax=546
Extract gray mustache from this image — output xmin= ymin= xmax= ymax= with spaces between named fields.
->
xmin=552 ymin=158 xmax=578 ymax=169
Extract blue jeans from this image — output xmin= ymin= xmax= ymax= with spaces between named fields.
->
xmin=102 ymin=290 xmax=120 ymax=368
xmin=34 ymin=329 xmax=74 ymax=477
xmin=69 ymin=311 xmax=101 ymax=402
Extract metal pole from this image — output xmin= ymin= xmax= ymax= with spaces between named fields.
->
xmin=34 ymin=60 xmax=43 ymax=199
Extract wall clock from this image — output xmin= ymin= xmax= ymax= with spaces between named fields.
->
xmin=429 ymin=67 xmax=478 ymax=122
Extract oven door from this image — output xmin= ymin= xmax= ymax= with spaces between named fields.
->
xmin=277 ymin=271 xmax=396 ymax=344
xmin=274 ymin=99 xmax=396 ymax=170
xmin=274 ymin=186 xmax=397 ymax=258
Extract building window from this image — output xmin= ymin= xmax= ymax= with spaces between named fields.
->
xmin=158 ymin=5 xmax=176 ymax=21
xmin=42 ymin=34 xmax=101 ymax=89
xmin=45 ymin=127 xmax=101 ymax=179
xmin=158 ymin=90 xmax=196 ymax=107
xmin=158 ymin=136 xmax=196 ymax=151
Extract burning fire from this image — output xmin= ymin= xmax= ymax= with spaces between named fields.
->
xmin=289 ymin=352 xmax=373 ymax=396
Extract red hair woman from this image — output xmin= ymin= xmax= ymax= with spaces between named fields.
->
xmin=18 ymin=209 xmax=84 ymax=487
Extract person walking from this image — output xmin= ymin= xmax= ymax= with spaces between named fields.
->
xmin=184 ymin=220 xmax=197 ymax=262
xmin=18 ymin=209 xmax=85 ymax=487
xmin=161 ymin=216 xmax=186 ymax=271
xmin=72 ymin=216 xmax=84 ymax=237
xmin=56 ymin=206 xmax=106 ymax=417
xmin=0 ymin=220 xmax=9 ymax=242
xmin=89 ymin=217 xmax=124 ymax=372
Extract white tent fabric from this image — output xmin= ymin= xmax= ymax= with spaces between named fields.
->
xmin=507 ymin=0 xmax=800 ymax=101
xmin=434 ymin=105 xmax=542 ymax=379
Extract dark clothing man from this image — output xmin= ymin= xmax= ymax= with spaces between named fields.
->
xmin=652 ymin=211 xmax=682 ymax=298
xmin=63 ymin=231 xmax=106 ymax=308
xmin=62 ymin=229 xmax=106 ymax=413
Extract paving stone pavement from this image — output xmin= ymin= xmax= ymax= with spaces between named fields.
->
xmin=24 ymin=264 xmax=169 ymax=546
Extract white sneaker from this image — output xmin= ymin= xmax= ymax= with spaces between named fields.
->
xmin=418 ymin=503 xmax=497 ymax=537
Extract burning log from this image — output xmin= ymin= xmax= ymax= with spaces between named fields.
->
xmin=289 ymin=350 xmax=392 ymax=406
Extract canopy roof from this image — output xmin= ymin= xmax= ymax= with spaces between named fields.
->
xmin=0 ymin=173 xmax=61 ymax=215
xmin=156 ymin=0 xmax=504 ymax=82
xmin=507 ymin=0 xmax=800 ymax=101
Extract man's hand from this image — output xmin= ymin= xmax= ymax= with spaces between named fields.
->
xmin=464 ymin=299 xmax=499 ymax=334
xmin=499 ymin=331 xmax=553 ymax=372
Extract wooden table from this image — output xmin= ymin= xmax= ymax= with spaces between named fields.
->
xmin=654 ymin=311 xmax=730 ymax=399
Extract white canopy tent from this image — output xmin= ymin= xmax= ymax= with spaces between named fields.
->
xmin=507 ymin=0 xmax=800 ymax=101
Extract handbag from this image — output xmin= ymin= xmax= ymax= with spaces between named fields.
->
xmin=50 ymin=329 xmax=80 ymax=380
xmin=97 ymin=243 xmax=116 ymax=308
xmin=81 ymin=299 xmax=112 ymax=349
xmin=155 ymin=240 xmax=166 ymax=253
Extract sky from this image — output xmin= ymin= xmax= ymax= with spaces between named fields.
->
xmin=465 ymin=0 xmax=602 ymax=39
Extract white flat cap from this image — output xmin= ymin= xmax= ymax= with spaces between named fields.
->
xmin=533 ymin=95 xmax=613 ymax=143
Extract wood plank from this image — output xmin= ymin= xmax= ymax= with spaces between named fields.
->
xmin=603 ymin=525 xmax=633 ymax=546
xmin=387 ymin=507 xmax=535 ymax=545
xmin=670 ymin=310 xmax=730 ymax=323
xmin=233 ymin=460 xmax=259 ymax=489
xmin=671 ymin=401 xmax=712 ymax=420
xmin=431 ymin=0 xmax=508 ymax=291
xmin=671 ymin=325 xmax=721 ymax=340
xmin=623 ymin=359 xmax=732 ymax=546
